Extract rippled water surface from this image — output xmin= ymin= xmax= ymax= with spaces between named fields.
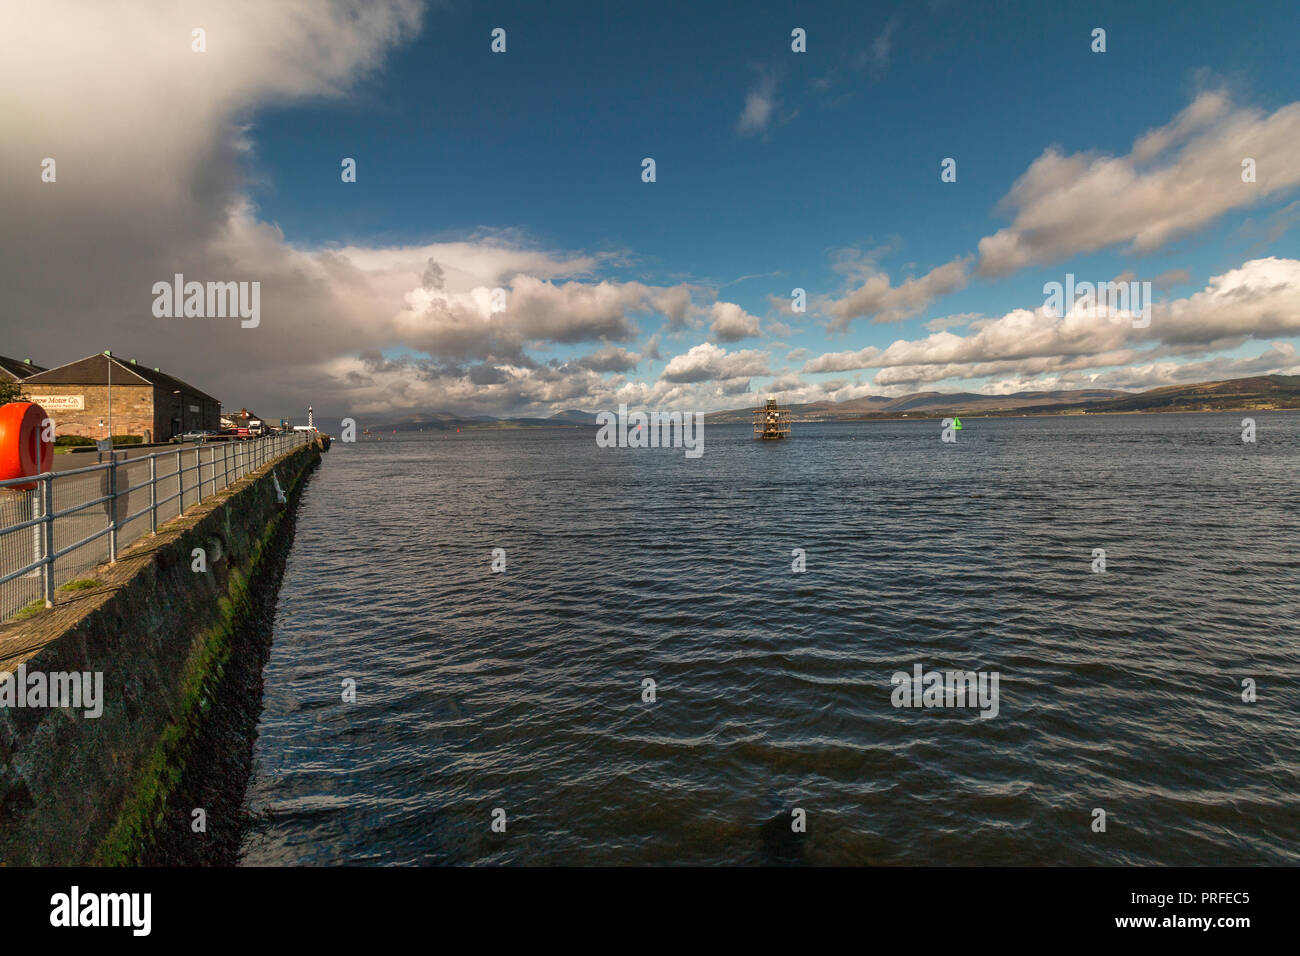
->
xmin=240 ymin=414 xmax=1300 ymax=865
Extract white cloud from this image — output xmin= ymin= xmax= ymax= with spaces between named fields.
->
xmin=925 ymin=312 xmax=984 ymax=332
xmin=803 ymin=257 xmax=1300 ymax=384
xmin=822 ymin=256 xmax=971 ymax=329
xmin=859 ymin=18 xmax=897 ymax=76
xmin=577 ymin=346 xmax=640 ymax=372
xmin=820 ymin=91 xmax=1300 ymax=328
xmin=980 ymin=343 xmax=1300 ymax=394
xmin=661 ymin=342 xmax=770 ymax=384
xmin=737 ymin=72 xmax=778 ymax=135
xmin=978 ymin=91 xmax=1300 ymax=276
xmin=7 ymin=8 xmax=1299 ymax=422
xmin=709 ymin=301 xmax=762 ymax=342
xmin=0 ymin=0 xmax=779 ymax=419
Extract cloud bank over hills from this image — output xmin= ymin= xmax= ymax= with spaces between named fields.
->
xmin=3 ymin=1 xmax=1299 ymax=422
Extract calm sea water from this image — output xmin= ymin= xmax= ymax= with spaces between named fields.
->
xmin=240 ymin=413 xmax=1300 ymax=865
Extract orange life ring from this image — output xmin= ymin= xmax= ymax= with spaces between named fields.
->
xmin=0 ymin=402 xmax=54 ymax=491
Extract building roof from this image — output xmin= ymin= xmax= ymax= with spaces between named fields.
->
xmin=222 ymin=408 xmax=264 ymax=422
xmin=22 ymin=353 xmax=220 ymax=405
xmin=0 ymin=355 xmax=47 ymax=382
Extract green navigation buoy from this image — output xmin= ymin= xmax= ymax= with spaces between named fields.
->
xmin=953 ymin=417 xmax=963 ymax=430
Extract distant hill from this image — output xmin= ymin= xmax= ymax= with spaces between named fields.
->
xmin=360 ymin=375 xmax=1300 ymax=433
xmin=362 ymin=410 xmax=594 ymax=433
xmin=707 ymin=376 xmax=1300 ymax=421
xmin=1078 ymin=375 xmax=1300 ymax=414
xmin=704 ymin=386 xmax=1132 ymax=422
xmin=706 ymin=376 xmax=1300 ymax=422
xmin=548 ymin=409 xmax=600 ymax=424
xmin=363 ymin=408 xmax=597 ymax=432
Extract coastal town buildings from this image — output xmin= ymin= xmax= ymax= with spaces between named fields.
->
xmin=15 ymin=352 xmax=220 ymax=441
xmin=222 ymin=408 xmax=268 ymax=435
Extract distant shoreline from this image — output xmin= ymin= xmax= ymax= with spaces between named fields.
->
xmin=779 ymin=404 xmax=1300 ymax=424
xmin=362 ymin=375 xmax=1300 ymax=433
xmin=358 ymin=404 xmax=1300 ymax=436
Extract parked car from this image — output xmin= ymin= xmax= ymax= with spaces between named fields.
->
xmin=174 ymin=429 xmax=220 ymax=444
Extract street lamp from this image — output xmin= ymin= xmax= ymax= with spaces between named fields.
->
xmin=104 ymin=349 xmax=112 ymax=444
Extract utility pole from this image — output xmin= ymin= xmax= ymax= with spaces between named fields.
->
xmin=106 ymin=349 xmax=112 ymax=443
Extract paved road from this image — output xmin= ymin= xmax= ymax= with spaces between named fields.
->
xmin=2 ymin=436 xmax=305 ymax=620
xmin=54 ymin=439 xmax=251 ymax=471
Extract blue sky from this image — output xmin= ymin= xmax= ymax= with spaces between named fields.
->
xmin=6 ymin=0 xmax=1300 ymax=418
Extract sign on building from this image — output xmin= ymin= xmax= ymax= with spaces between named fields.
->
xmin=28 ymin=394 xmax=85 ymax=410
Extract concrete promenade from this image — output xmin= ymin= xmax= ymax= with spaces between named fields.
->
xmin=0 ymin=435 xmax=311 ymax=621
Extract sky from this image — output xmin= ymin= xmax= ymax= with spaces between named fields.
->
xmin=3 ymin=0 xmax=1300 ymax=425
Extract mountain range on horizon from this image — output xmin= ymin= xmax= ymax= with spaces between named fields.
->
xmin=362 ymin=374 xmax=1300 ymax=431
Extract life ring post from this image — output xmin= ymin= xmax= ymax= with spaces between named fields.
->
xmin=0 ymin=402 xmax=55 ymax=492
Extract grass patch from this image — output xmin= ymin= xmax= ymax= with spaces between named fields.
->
xmin=54 ymin=435 xmax=143 ymax=448
xmin=15 ymin=598 xmax=47 ymax=620
xmin=58 ymin=578 xmax=100 ymax=592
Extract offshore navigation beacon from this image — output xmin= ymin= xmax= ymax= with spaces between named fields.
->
xmin=754 ymin=396 xmax=792 ymax=440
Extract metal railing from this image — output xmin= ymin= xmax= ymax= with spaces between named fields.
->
xmin=0 ymin=431 xmax=314 ymax=622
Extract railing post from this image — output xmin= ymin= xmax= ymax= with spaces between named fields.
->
xmin=41 ymin=474 xmax=55 ymax=608
xmin=149 ymin=453 xmax=158 ymax=534
xmin=30 ymin=486 xmax=39 ymax=579
xmin=194 ymin=445 xmax=201 ymax=504
xmin=176 ymin=449 xmax=183 ymax=513
xmin=108 ymin=453 xmax=119 ymax=563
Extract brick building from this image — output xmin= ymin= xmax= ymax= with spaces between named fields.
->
xmin=0 ymin=355 xmax=46 ymax=385
xmin=20 ymin=352 xmax=220 ymax=441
